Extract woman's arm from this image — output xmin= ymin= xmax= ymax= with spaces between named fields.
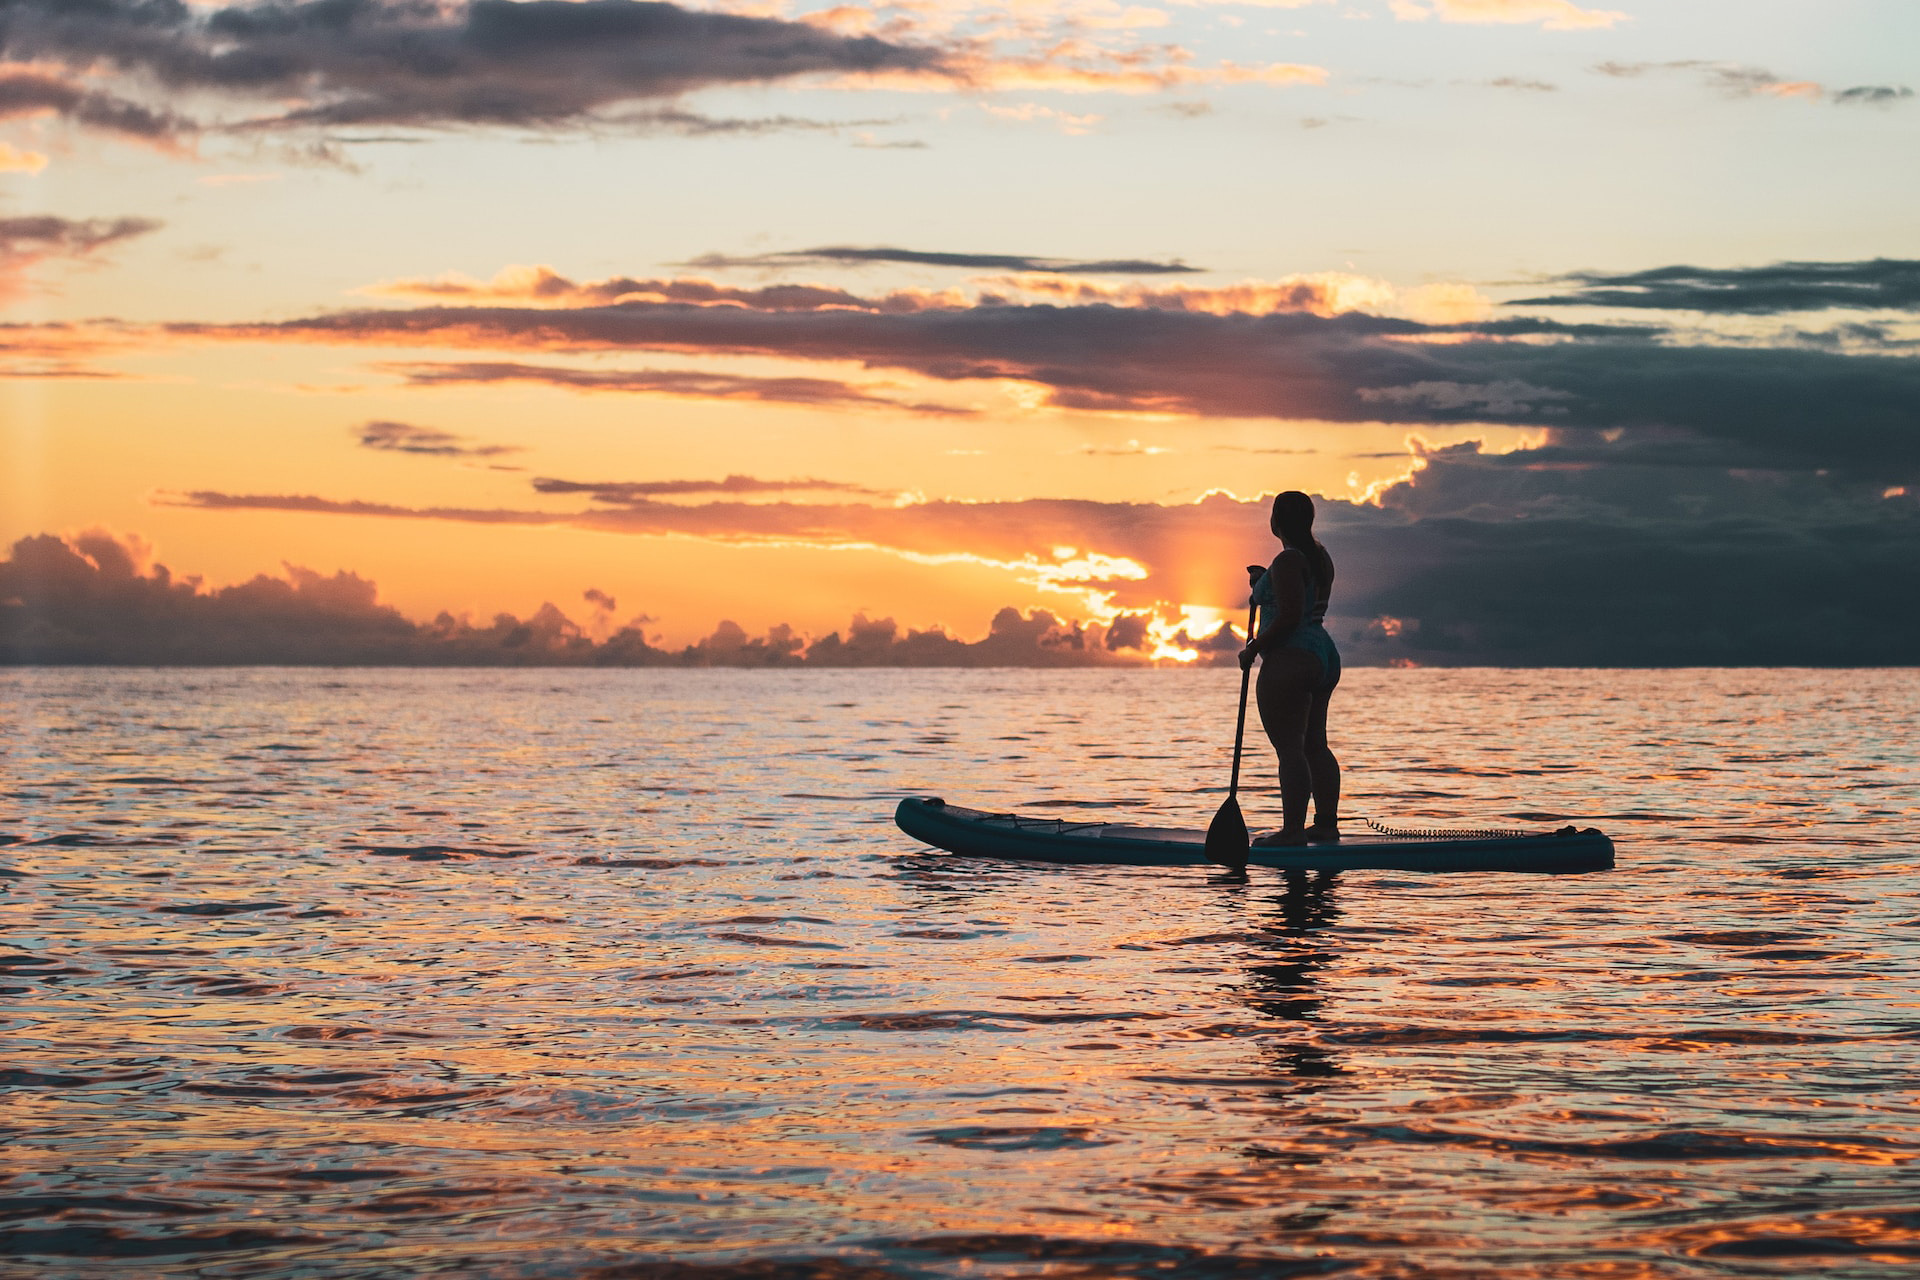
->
xmin=1238 ymin=551 xmax=1306 ymax=667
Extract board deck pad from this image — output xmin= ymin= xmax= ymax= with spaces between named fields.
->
xmin=894 ymin=797 xmax=1614 ymax=874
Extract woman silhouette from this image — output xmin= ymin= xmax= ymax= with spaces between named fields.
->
xmin=1238 ymin=490 xmax=1342 ymax=846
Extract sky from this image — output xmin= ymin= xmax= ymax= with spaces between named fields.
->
xmin=2 ymin=0 xmax=1917 ymax=665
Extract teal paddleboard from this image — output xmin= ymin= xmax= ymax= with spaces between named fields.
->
xmin=895 ymin=797 xmax=1614 ymax=874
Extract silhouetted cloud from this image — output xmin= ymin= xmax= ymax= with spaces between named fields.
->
xmin=355 ymin=420 xmax=521 ymax=458
xmin=0 ymin=531 xmax=1145 ymax=666
xmin=1336 ymin=443 xmax=1920 ymax=665
xmin=685 ymin=246 xmax=1202 ymax=275
xmin=0 ymin=0 xmax=946 ymax=132
xmin=188 ymin=294 xmax=1920 ymax=482
xmin=1517 ymin=258 xmax=1920 ymax=314
xmin=1104 ymin=612 xmax=1151 ymax=651
xmin=708 ymin=608 xmax=1125 ymax=668
xmin=386 ymin=359 xmax=973 ymax=415
xmin=0 ymin=530 xmax=571 ymax=664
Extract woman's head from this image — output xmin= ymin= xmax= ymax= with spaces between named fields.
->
xmin=1271 ymin=490 xmax=1315 ymax=544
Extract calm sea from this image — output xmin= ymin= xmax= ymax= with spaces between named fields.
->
xmin=3 ymin=668 xmax=1917 ymax=1279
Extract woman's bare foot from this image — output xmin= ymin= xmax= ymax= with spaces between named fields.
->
xmin=1304 ymin=821 xmax=1341 ymax=844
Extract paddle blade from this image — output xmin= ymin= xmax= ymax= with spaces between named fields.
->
xmin=1204 ymin=795 xmax=1250 ymax=872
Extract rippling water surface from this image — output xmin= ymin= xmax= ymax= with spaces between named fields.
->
xmin=3 ymin=667 xmax=1918 ymax=1279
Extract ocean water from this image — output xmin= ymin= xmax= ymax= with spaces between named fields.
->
xmin=2 ymin=666 xmax=1918 ymax=1279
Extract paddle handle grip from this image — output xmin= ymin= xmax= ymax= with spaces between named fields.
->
xmin=1228 ymin=596 xmax=1257 ymax=798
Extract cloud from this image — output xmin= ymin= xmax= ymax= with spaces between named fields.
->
xmin=0 ymin=0 xmax=947 ymax=132
xmin=1486 ymin=76 xmax=1557 ymax=92
xmin=354 ymin=420 xmax=521 ymax=458
xmin=162 ymin=490 xmax=564 ymax=526
xmin=901 ymin=48 xmax=1326 ymax=95
xmin=1358 ymin=379 xmax=1573 ymax=416
xmin=0 ymin=319 xmax=125 ymax=378
xmin=684 ymin=246 xmax=1203 ymax=276
xmin=385 ymin=359 xmax=974 ymax=415
xmin=977 ymin=101 xmax=1102 ymax=133
xmin=1591 ymin=61 xmax=1904 ymax=106
xmin=532 ymin=475 xmax=889 ymax=501
xmin=95 ymin=431 xmax=1920 ymax=664
xmin=366 ymin=264 xmax=960 ymax=312
xmin=989 ymin=272 xmax=1493 ymax=322
xmin=1076 ymin=439 xmax=1173 ymax=456
xmin=1516 ymin=258 xmax=1920 ymax=314
xmin=608 ymin=106 xmax=902 ymax=137
xmin=1390 ymin=0 xmax=1627 ymax=31
xmin=156 ymin=484 xmax=1262 ymax=619
xmin=1342 ymin=441 xmax=1920 ymax=665
xmin=0 ymin=140 xmax=45 ymax=172
xmin=365 ymin=262 xmax=1486 ymax=321
xmin=0 ymin=0 xmax=1324 ymax=140
xmin=1104 ymin=611 xmax=1151 ymax=650
xmin=0 ymin=214 xmax=162 ymax=298
xmin=180 ymin=286 xmax=1920 ymax=482
xmin=0 ymin=529 xmax=1147 ymax=666
xmin=1833 ymin=85 xmax=1915 ymax=107
xmin=0 ymin=67 xmax=193 ymax=146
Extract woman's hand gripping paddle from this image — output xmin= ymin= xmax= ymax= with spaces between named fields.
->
xmin=1204 ymin=594 xmax=1261 ymax=877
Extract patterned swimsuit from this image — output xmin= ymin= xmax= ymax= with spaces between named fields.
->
xmin=1253 ymin=551 xmax=1342 ymax=694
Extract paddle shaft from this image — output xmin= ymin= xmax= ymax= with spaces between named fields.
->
xmin=1227 ymin=597 xmax=1258 ymax=798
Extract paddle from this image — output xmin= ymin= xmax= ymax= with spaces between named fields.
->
xmin=1204 ymin=594 xmax=1261 ymax=875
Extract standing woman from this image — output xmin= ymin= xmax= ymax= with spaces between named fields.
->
xmin=1238 ymin=490 xmax=1341 ymax=846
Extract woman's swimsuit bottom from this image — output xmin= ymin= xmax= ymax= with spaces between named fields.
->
xmin=1252 ymin=555 xmax=1342 ymax=695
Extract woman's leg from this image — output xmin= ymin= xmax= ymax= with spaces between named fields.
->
xmin=1255 ymin=649 xmax=1318 ymax=841
xmin=1305 ymin=689 xmax=1340 ymax=837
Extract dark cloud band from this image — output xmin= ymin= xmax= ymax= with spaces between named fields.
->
xmin=191 ymin=294 xmax=1920 ymax=482
xmin=686 ymin=246 xmax=1203 ymax=276
xmin=1517 ymin=258 xmax=1920 ymax=314
xmin=0 ymin=0 xmax=946 ymax=132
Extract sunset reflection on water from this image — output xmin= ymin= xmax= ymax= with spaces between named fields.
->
xmin=2 ymin=668 xmax=1917 ymax=1278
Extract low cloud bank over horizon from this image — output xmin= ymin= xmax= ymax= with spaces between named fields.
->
xmin=13 ymin=434 xmax=1920 ymax=666
xmin=0 ymin=531 xmax=1181 ymax=668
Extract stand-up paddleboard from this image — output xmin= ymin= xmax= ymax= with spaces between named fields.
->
xmin=895 ymin=797 xmax=1614 ymax=874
